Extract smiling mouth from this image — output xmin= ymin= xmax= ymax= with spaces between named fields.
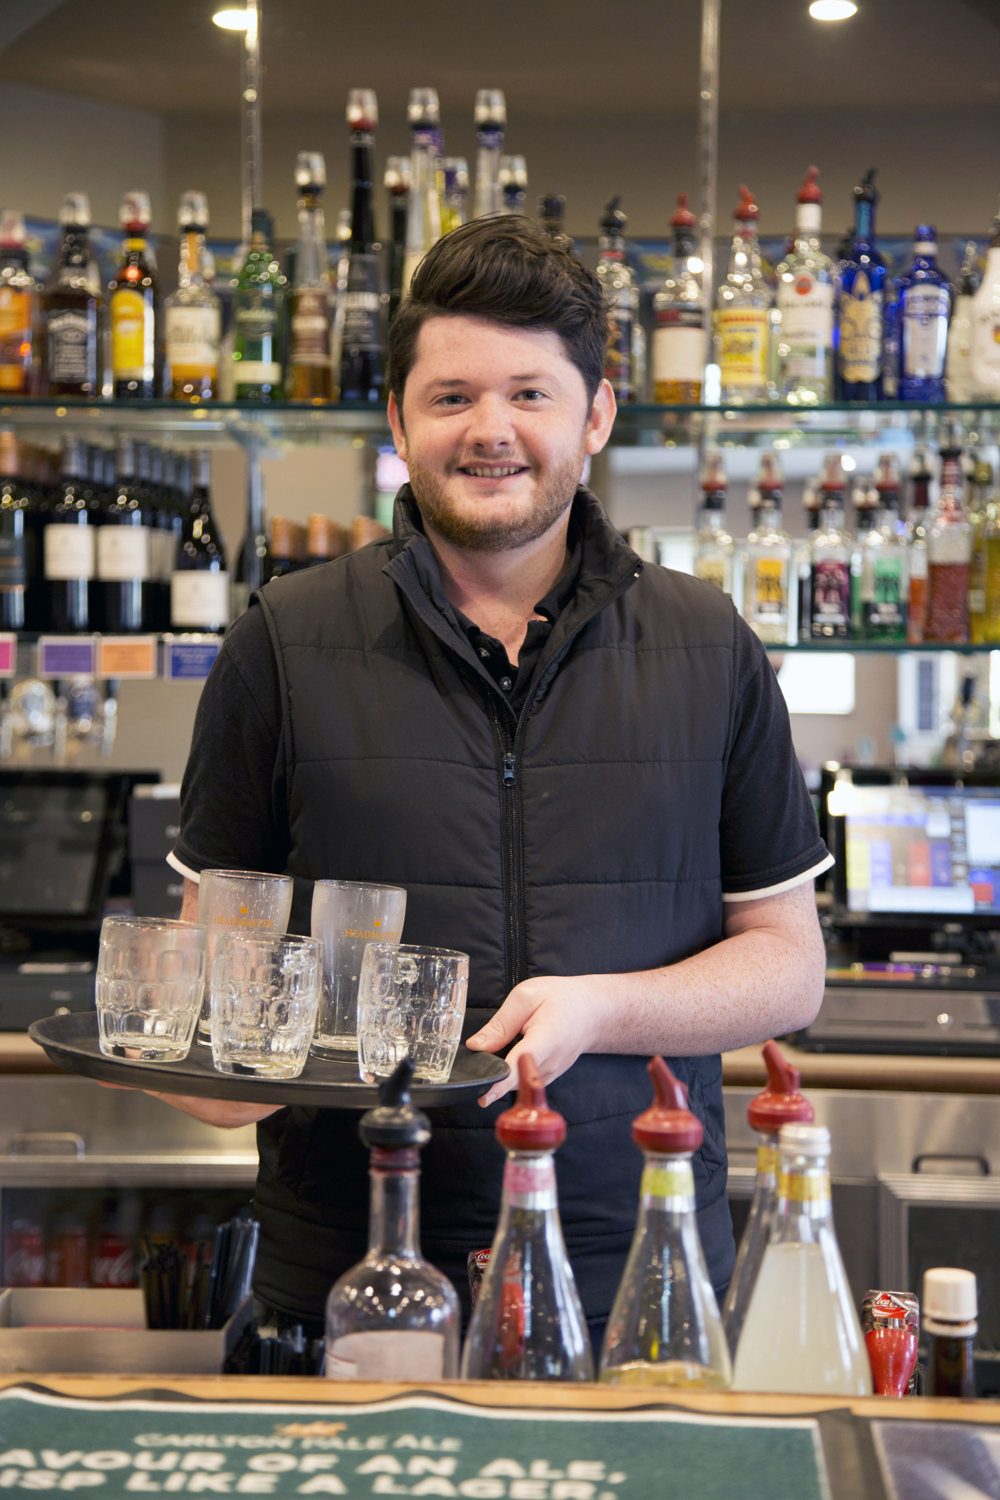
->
xmin=458 ymin=464 xmax=528 ymax=479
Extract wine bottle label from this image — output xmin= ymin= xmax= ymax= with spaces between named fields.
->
xmin=171 ymin=569 xmax=231 ymax=629
xmin=326 ymin=1330 xmax=446 ymax=1381
xmin=0 ymin=530 xmax=27 ymax=587
xmin=901 ymin=286 xmax=949 ymax=377
xmin=45 ymin=307 xmax=97 ymax=385
xmin=165 ymin=305 xmax=220 ymax=373
xmin=44 ymin=523 xmax=95 ymax=580
xmin=290 ymin=289 xmax=331 ymax=367
xmin=97 ymin=525 xmax=152 ymax=581
xmin=0 ymin=288 xmax=33 ymax=392
xmin=111 ymin=288 xmax=155 ymax=380
xmin=717 ymin=307 xmax=769 ymax=386
xmin=837 ymin=276 xmax=883 ymax=384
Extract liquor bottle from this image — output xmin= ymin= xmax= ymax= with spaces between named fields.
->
xmin=0 ymin=429 xmax=33 ymax=632
xmin=37 ymin=193 xmax=102 ymax=399
xmin=0 ymin=210 xmax=39 ymax=396
xmin=732 ymin=1123 xmax=872 ymax=1395
xmin=774 ymin=167 xmax=834 ymax=404
xmin=905 ymin=446 xmax=933 ymax=644
xmin=473 ymin=89 xmax=506 ymax=219
xmin=945 ymin=240 xmax=981 ymax=405
xmin=716 ymin=185 xmax=772 ymax=404
xmin=325 ymin=1059 xmax=460 ymax=1380
xmin=860 ymin=455 xmax=908 ymax=641
xmin=109 ymin=191 xmax=161 ymax=399
xmin=968 ymin=456 xmax=1000 ymax=644
xmin=165 ymin=191 xmax=221 ymax=402
xmin=970 ymin=202 xmax=1000 ymax=400
xmin=692 ymin=452 xmax=735 ymax=596
xmin=810 ymin=452 xmax=853 ymax=639
xmin=441 ymin=158 xmax=469 ymax=235
xmin=232 ymin=208 xmax=285 ymax=401
xmin=44 ymin=435 xmax=98 ymax=633
xmin=96 ymin=437 xmax=154 ymax=634
xmin=924 ymin=430 xmax=972 ymax=643
xmin=743 ymin=453 xmax=791 ymax=644
xmin=599 ymin=1057 xmax=731 ymax=1388
xmin=339 ymin=94 xmax=385 ymax=404
xmin=402 ymin=88 xmax=442 ymax=293
xmin=922 ymin=1267 xmax=977 ymax=1398
xmin=170 ymin=450 xmax=229 ymax=634
xmin=652 ymin=194 xmax=705 ymax=404
xmin=834 ymin=169 xmax=886 ymax=402
xmin=538 ymin=194 xmax=567 ymax=242
xmin=796 ymin=482 xmax=823 ymax=641
xmin=287 ymin=151 xmax=333 ymax=403
xmin=461 ymin=1055 xmax=593 ymax=1381
xmin=384 ymin=156 xmax=411 ymax=326
xmin=499 ymin=156 xmax=528 ymax=216
xmin=722 ymin=1041 xmax=814 ymax=1357
xmin=595 ymin=197 xmax=638 ymax=403
xmin=897 ymin=226 xmax=951 ymax=402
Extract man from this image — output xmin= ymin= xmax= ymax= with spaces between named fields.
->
xmin=162 ymin=214 xmax=830 ymax=1345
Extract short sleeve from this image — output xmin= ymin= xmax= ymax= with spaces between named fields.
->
xmin=719 ymin=621 xmax=832 ymax=900
xmin=168 ymin=601 xmax=290 ymax=880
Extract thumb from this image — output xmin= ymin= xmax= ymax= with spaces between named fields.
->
xmin=465 ymin=988 xmax=533 ymax=1053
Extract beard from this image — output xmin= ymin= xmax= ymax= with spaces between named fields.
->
xmin=407 ymin=451 xmax=585 ymax=554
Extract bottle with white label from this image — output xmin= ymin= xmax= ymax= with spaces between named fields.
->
xmin=945 ymin=241 xmax=980 ymax=405
xmin=98 ymin=436 xmax=154 ymax=633
xmin=774 ymin=167 xmax=834 ymax=404
xmin=232 ymin=209 xmax=285 ymax=401
xmin=716 ymin=184 xmax=772 ymax=404
xmin=970 ymin=203 xmax=1000 ymax=401
xmin=171 ymin=450 xmax=229 ymax=634
xmin=165 ymin=191 xmax=220 ymax=402
xmin=44 ymin=435 xmax=99 ymax=633
xmin=652 ymin=193 xmax=705 ymax=404
xmin=325 ymin=1058 xmax=460 ymax=1381
xmin=897 ymin=226 xmax=951 ymax=402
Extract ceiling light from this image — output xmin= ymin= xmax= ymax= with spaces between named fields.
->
xmin=212 ymin=8 xmax=249 ymax=29
xmin=809 ymin=1 xmax=858 ymax=18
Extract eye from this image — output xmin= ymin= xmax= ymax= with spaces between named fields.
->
xmin=515 ymin=388 xmax=547 ymax=402
xmin=432 ymin=392 xmax=469 ymax=408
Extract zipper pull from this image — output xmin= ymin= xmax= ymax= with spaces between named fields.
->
xmin=503 ymin=753 xmax=516 ymax=786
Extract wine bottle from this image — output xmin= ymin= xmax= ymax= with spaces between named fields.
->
xmin=232 ymin=209 xmax=285 ymax=401
xmin=44 ymin=435 xmax=99 ymax=633
xmin=170 ymin=449 xmax=230 ymax=634
xmin=109 ymin=191 xmax=161 ymax=399
xmin=98 ymin=436 xmax=154 ymax=634
xmin=37 ymin=193 xmax=102 ymax=399
xmin=0 ymin=210 xmax=39 ymax=396
xmin=339 ymin=91 xmax=385 ymax=403
xmin=165 ymin=190 xmax=221 ymax=402
xmin=0 ymin=429 xmax=33 ymax=632
xmin=287 ymin=152 xmax=333 ymax=403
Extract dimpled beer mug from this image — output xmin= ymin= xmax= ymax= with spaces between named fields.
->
xmin=96 ymin=915 xmax=208 ymax=1061
xmin=310 ymin=879 xmax=407 ymax=1058
xmin=209 ymin=931 xmax=322 ymax=1079
xmin=196 ymin=869 xmax=293 ymax=1039
xmin=357 ymin=943 xmax=469 ymax=1085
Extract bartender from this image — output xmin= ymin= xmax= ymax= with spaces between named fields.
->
xmin=154 ymin=214 xmax=831 ymax=1347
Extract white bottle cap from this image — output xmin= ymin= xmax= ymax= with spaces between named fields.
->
xmin=923 ymin=1267 xmax=978 ymax=1336
xmin=778 ymin=1122 xmax=830 ymax=1155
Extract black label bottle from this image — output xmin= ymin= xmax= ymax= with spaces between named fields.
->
xmin=98 ymin=437 xmax=154 ymax=633
xmin=38 ymin=193 xmax=102 ymax=399
xmin=339 ymin=90 xmax=385 ymax=403
xmin=44 ymin=435 xmax=99 ymax=633
xmin=170 ymin=450 xmax=230 ymax=633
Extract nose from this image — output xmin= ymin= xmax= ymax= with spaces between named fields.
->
xmin=465 ymin=393 xmax=515 ymax=449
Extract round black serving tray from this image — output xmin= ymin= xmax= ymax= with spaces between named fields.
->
xmin=28 ymin=1010 xmax=509 ymax=1109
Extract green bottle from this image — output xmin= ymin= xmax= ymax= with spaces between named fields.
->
xmin=232 ymin=207 xmax=285 ymax=401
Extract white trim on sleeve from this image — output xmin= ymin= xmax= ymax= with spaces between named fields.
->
xmin=722 ymin=853 xmax=834 ymax=904
xmin=166 ymin=850 xmax=201 ymax=883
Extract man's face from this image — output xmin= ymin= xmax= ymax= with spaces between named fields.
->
xmin=387 ymin=315 xmax=615 ymax=554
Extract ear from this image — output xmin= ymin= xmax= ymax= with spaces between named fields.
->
xmin=585 ymin=379 xmax=617 ymax=456
xmin=387 ymin=392 xmax=407 ymax=462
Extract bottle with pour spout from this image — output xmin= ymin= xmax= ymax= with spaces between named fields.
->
xmin=722 ymin=1040 xmax=814 ymax=1357
xmin=461 ymin=1053 xmax=593 ymax=1381
xmin=598 ymin=1057 xmax=732 ymax=1388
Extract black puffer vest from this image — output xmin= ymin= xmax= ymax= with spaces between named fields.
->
xmin=252 ymin=487 xmax=739 ymax=1323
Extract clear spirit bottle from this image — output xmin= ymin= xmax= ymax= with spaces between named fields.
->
xmin=861 ymin=455 xmax=908 ymax=642
xmin=970 ymin=200 xmax=1000 ymax=400
xmin=652 ymin=193 xmax=705 ymax=405
xmin=461 ymin=1055 xmax=593 ymax=1381
xmin=835 ymin=169 xmax=886 ymax=402
xmin=441 ymin=157 xmax=469 ymax=234
xmin=287 ymin=150 xmax=333 ymax=404
xmin=925 ymin=430 xmax=972 ymax=644
xmin=595 ymin=196 xmax=638 ymax=403
xmin=403 ymin=88 xmax=442 ymax=292
xmin=945 ymin=240 xmax=980 ymax=404
xmin=692 ymin=451 xmax=735 ymax=597
xmin=325 ymin=1059 xmax=460 ymax=1380
xmin=165 ymin=191 xmax=221 ymax=402
xmin=732 ymin=1124 xmax=872 ymax=1396
xmin=599 ymin=1057 xmax=731 ymax=1389
xmin=897 ymin=226 xmax=951 ymax=403
xmin=722 ymin=1040 xmax=814 ymax=1358
xmin=905 ymin=446 xmax=933 ymax=644
xmin=809 ymin=452 xmax=853 ymax=640
xmin=232 ymin=208 xmax=285 ymax=401
xmin=498 ymin=155 xmax=528 ymax=215
xmin=716 ymin=185 xmax=772 ymax=405
xmin=774 ymin=167 xmax=834 ymax=404
xmin=968 ymin=455 xmax=1000 ymax=644
xmin=743 ymin=453 xmax=791 ymax=644
xmin=538 ymin=194 xmax=567 ymax=242
xmin=473 ymin=89 xmax=506 ymax=220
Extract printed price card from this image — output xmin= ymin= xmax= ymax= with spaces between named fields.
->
xmin=37 ymin=636 xmax=97 ymax=679
xmin=164 ymin=635 xmax=222 ymax=681
xmin=96 ymin=636 xmax=158 ymax=679
xmin=0 ymin=634 xmax=15 ymax=678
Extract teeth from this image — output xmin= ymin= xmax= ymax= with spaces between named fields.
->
xmin=464 ymin=466 xmax=522 ymax=477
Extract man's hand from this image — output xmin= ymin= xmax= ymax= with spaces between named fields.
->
xmin=98 ymin=1079 xmax=280 ymax=1129
xmin=465 ymin=975 xmax=606 ymax=1108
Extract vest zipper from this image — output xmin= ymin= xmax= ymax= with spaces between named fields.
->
xmin=493 ymin=707 xmax=527 ymax=994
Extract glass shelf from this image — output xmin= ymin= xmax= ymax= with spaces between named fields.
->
xmin=764 ymin=640 xmax=1000 ymax=655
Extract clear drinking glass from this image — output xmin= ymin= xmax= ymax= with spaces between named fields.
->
xmin=196 ymin=868 xmax=293 ymax=1039
xmin=310 ymin=879 xmax=407 ymax=1058
xmin=209 ymin=931 xmax=322 ymax=1079
xmin=357 ymin=942 xmax=469 ymax=1085
xmin=96 ymin=914 xmax=208 ymax=1062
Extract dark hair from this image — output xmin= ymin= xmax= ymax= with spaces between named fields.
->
xmin=386 ymin=214 xmax=609 ymax=405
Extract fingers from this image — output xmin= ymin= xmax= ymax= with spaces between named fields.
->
xmin=477 ymin=1040 xmax=525 ymax=1109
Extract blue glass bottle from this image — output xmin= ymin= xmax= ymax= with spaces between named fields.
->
xmin=897 ymin=226 xmax=952 ymax=403
xmin=835 ymin=169 xmax=886 ymax=402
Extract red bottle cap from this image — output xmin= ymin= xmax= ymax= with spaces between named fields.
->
xmin=797 ymin=166 xmax=822 ymax=205
xmin=632 ymin=1057 xmax=703 ymax=1154
xmin=672 ymin=192 xmax=697 ymax=229
xmin=734 ymin=184 xmax=759 ymax=222
xmin=747 ymin=1039 xmax=814 ymax=1132
xmin=495 ymin=1054 xmax=566 ymax=1151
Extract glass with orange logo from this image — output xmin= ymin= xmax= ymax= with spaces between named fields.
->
xmin=196 ymin=869 xmax=293 ymax=1040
